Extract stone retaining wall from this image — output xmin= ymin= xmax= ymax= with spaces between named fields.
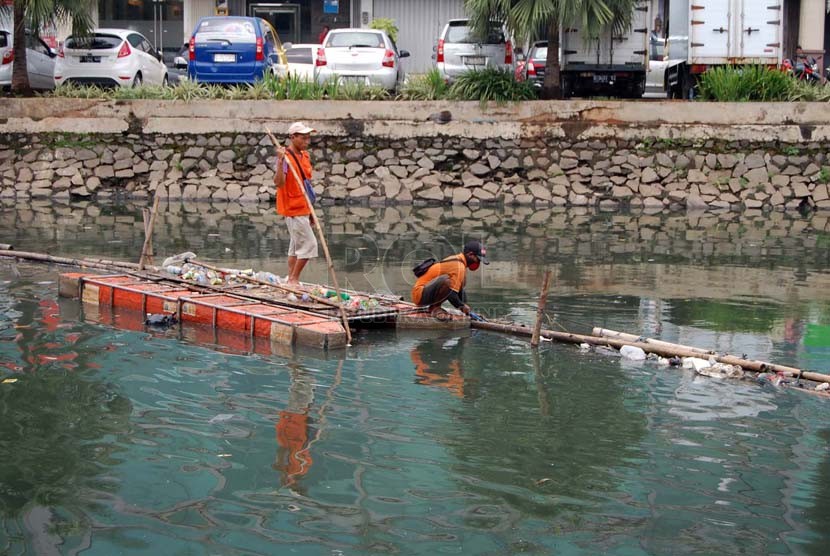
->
xmin=2 ymin=99 xmax=830 ymax=211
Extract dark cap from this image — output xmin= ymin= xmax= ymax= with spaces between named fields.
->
xmin=463 ymin=240 xmax=489 ymax=264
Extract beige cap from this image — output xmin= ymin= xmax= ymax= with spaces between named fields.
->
xmin=287 ymin=122 xmax=316 ymax=135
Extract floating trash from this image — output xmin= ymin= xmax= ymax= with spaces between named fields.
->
xmin=620 ymin=345 xmax=646 ymax=360
xmin=696 ymin=363 xmax=744 ymax=379
xmin=145 ymin=313 xmax=178 ymax=327
xmin=816 ymin=382 xmax=829 ymax=391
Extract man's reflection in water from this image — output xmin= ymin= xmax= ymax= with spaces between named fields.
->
xmin=410 ymin=337 xmax=467 ymax=398
xmin=274 ymin=366 xmax=315 ymax=488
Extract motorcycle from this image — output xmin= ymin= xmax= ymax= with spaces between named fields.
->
xmin=783 ymin=57 xmax=821 ymax=83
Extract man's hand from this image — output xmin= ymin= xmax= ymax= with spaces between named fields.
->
xmin=275 ymin=145 xmax=286 ymax=158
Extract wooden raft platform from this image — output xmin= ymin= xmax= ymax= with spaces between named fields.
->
xmin=59 ymin=272 xmax=469 ymax=350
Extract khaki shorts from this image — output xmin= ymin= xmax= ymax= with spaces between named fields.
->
xmin=285 ymin=216 xmax=318 ymax=259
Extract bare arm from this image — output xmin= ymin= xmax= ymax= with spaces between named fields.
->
xmin=273 ymin=145 xmax=286 ymax=188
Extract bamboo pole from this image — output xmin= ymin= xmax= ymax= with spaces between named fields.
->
xmin=472 ymin=320 xmax=830 ymax=385
xmin=142 ymin=207 xmax=154 ymax=261
xmin=531 ymin=270 xmax=553 ymax=348
xmin=139 ymin=195 xmax=161 ymax=270
xmin=0 ymin=249 xmax=145 ymax=274
xmin=190 ymin=258 xmax=347 ymax=311
xmin=593 ymin=327 xmax=716 ymax=357
xmin=267 ymin=127 xmax=352 ymax=345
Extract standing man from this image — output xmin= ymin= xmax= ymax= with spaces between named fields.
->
xmin=318 ymin=25 xmax=331 ymax=44
xmin=274 ymin=122 xmax=318 ymax=285
xmin=411 ymin=240 xmax=489 ymax=321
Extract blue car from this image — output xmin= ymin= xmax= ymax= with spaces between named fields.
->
xmin=188 ymin=16 xmax=285 ymax=84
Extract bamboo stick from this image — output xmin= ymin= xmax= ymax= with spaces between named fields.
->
xmin=472 ymin=320 xmax=830 ymax=385
xmin=142 ymin=207 xmax=154 ymax=261
xmin=593 ymin=327 xmax=716 ymax=357
xmin=531 ymin=270 xmax=553 ymax=348
xmin=267 ymin=127 xmax=352 ymax=345
xmin=139 ymin=195 xmax=160 ymax=270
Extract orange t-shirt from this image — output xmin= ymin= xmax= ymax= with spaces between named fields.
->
xmin=411 ymin=254 xmax=467 ymax=305
xmin=276 ymin=149 xmax=313 ymax=217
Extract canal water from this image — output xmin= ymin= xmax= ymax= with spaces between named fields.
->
xmin=1 ymin=200 xmax=829 ymax=555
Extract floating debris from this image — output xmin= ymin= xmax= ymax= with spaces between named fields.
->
xmin=816 ymin=382 xmax=829 ymax=391
xmin=620 ymin=345 xmax=646 ymax=360
xmin=2 ymin=378 xmax=18 ymax=384
xmin=145 ymin=313 xmax=178 ymax=327
xmin=696 ymin=363 xmax=744 ymax=380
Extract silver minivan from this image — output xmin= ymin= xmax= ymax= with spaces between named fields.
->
xmin=435 ymin=19 xmax=513 ymax=82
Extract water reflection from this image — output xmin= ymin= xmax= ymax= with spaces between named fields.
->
xmin=0 ymin=277 xmax=132 ymax=553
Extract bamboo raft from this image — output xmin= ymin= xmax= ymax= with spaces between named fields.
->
xmin=2 ymin=248 xmax=828 ymax=395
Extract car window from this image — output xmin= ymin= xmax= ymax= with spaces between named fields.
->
xmin=196 ymin=18 xmax=257 ymax=42
xmin=326 ymin=32 xmax=384 ymax=48
xmin=263 ymin=29 xmax=276 ymax=49
xmin=0 ymin=32 xmax=8 ymax=49
xmin=530 ymin=46 xmax=548 ymax=61
xmin=445 ymin=21 xmax=505 ymax=44
xmin=286 ymin=47 xmax=313 ymax=64
xmin=127 ymin=34 xmax=144 ymax=48
xmin=65 ymin=34 xmax=123 ymax=50
xmin=140 ymin=39 xmax=154 ymax=54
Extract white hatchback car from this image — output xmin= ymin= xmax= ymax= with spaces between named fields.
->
xmin=315 ymin=28 xmax=409 ymax=91
xmin=0 ymin=30 xmax=58 ymax=90
xmin=273 ymin=43 xmax=319 ymax=81
xmin=54 ymin=29 xmax=168 ymax=88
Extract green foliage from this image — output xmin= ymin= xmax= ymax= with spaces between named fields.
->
xmin=448 ymin=67 xmax=537 ymax=103
xmin=698 ymin=65 xmax=795 ymax=102
xmin=46 ymin=74 xmax=393 ymax=101
xmin=369 ymin=17 xmax=398 ymax=43
xmin=399 ymin=69 xmax=451 ymax=100
xmin=786 ymin=79 xmax=830 ymax=102
xmin=819 ymin=167 xmax=830 ymax=184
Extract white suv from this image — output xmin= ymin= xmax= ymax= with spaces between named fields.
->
xmin=435 ymin=19 xmax=513 ymax=82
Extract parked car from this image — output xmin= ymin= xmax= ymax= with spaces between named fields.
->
xmin=434 ymin=19 xmax=513 ymax=82
xmin=0 ymin=29 xmax=58 ymax=90
xmin=55 ymin=29 xmax=168 ymax=87
xmin=273 ymin=43 xmax=319 ymax=81
xmin=168 ymin=43 xmax=189 ymax=85
xmin=315 ymin=28 xmax=409 ymax=91
xmin=188 ymin=16 xmax=285 ymax=84
xmin=522 ymin=40 xmax=547 ymax=89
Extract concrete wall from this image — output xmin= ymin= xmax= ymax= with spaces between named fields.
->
xmin=3 ymin=99 xmax=830 ymax=212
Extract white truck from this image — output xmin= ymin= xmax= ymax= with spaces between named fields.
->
xmin=647 ymin=0 xmax=786 ymax=98
xmin=560 ymin=0 xmax=651 ymax=98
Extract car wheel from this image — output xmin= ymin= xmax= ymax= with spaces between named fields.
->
xmin=132 ymin=73 xmax=143 ymax=88
xmin=162 ymin=74 xmax=169 ymax=87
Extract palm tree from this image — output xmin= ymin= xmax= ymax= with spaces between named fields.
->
xmin=1 ymin=0 xmax=95 ymax=96
xmin=464 ymin=0 xmax=638 ymax=99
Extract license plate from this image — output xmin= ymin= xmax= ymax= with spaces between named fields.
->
xmin=80 ymin=55 xmax=100 ymax=63
xmin=214 ymin=53 xmax=236 ymax=63
xmin=593 ymin=74 xmax=609 ymax=83
xmin=340 ymin=75 xmax=366 ymax=84
xmin=464 ymin=56 xmax=485 ymax=66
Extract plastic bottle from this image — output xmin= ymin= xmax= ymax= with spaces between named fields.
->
xmin=326 ymin=290 xmax=350 ymax=301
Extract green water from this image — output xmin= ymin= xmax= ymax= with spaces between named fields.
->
xmin=1 ymin=201 xmax=830 ymax=555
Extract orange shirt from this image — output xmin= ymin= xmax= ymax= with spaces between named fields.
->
xmin=276 ymin=411 xmax=313 ymax=479
xmin=411 ymin=253 xmax=467 ymax=305
xmin=276 ymin=149 xmax=313 ymax=217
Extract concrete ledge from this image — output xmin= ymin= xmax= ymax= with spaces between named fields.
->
xmin=3 ymin=99 xmax=830 ymax=143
